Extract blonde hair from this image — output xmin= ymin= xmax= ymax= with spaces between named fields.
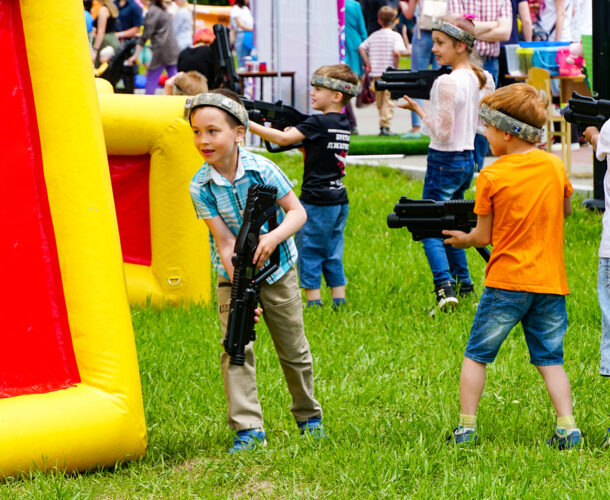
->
xmin=101 ymin=0 xmax=119 ymax=17
xmin=480 ymin=83 xmax=548 ymax=128
xmin=378 ymin=6 xmax=397 ymax=27
xmin=313 ymin=64 xmax=359 ymax=106
xmin=173 ymin=71 xmax=209 ymax=95
xmin=440 ymin=15 xmax=487 ymax=90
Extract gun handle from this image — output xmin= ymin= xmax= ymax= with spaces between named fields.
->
xmin=264 ymin=140 xmax=303 ymax=153
xmin=475 ymin=247 xmax=490 ymax=262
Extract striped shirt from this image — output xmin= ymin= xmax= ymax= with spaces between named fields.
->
xmin=449 ymin=0 xmax=512 ymax=58
xmin=359 ymin=28 xmax=408 ymax=77
xmin=190 ymin=147 xmax=298 ymax=284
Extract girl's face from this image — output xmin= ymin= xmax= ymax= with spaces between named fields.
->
xmin=431 ymin=30 xmax=466 ymax=67
xmin=191 ymin=107 xmax=244 ymax=167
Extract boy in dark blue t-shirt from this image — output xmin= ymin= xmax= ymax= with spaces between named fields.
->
xmin=249 ymin=64 xmax=358 ymax=307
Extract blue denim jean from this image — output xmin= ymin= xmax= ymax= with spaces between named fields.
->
xmin=474 ymin=57 xmax=499 ymax=171
xmin=234 ymin=31 xmax=251 ymax=69
xmin=598 ymin=258 xmax=610 ymax=375
xmin=295 ymin=202 xmax=349 ymax=289
xmin=422 ymin=148 xmax=474 ymax=285
xmin=410 ymin=29 xmax=439 ymax=129
xmin=465 ymin=287 xmax=567 ymax=365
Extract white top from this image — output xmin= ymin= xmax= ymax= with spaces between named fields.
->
xmin=597 ymin=121 xmax=610 ymax=257
xmin=422 ymin=69 xmax=495 ymax=152
xmin=230 ymin=5 xmax=253 ymax=33
xmin=173 ymin=6 xmax=192 ymax=52
xmin=359 ymin=28 xmax=407 ymax=77
xmin=572 ymin=0 xmax=592 ymax=39
xmin=539 ymin=0 xmax=574 ymax=41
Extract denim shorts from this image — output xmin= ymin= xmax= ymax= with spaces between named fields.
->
xmin=295 ymin=202 xmax=349 ymax=289
xmin=598 ymin=258 xmax=610 ymax=376
xmin=465 ymin=287 xmax=567 ymax=366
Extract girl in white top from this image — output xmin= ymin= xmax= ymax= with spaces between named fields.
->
xmin=397 ymin=16 xmax=494 ymax=311
xmin=230 ymin=0 xmax=254 ymax=69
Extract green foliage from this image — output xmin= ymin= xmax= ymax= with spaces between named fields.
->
xmin=6 ymin=154 xmax=610 ymax=498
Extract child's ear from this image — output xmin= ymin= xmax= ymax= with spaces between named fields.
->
xmin=332 ymin=91 xmax=343 ymax=104
xmin=503 ymin=131 xmax=512 ymax=142
xmin=235 ymin=125 xmax=246 ymax=143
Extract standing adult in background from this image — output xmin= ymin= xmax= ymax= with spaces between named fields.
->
xmin=115 ymin=0 xmax=143 ymax=43
xmin=345 ymin=0 xmax=368 ymax=134
xmin=177 ymin=28 xmax=217 ymax=88
xmin=400 ymin=0 xmax=448 ymax=138
xmin=538 ymin=0 xmax=573 ymax=42
xmin=448 ymin=0 xmax=512 ymax=170
xmin=91 ymin=0 xmax=120 ymax=65
xmin=498 ymin=0 xmax=532 ymax=87
xmin=230 ymin=0 xmax=254 ymax=70
xmin=126 ymin=0 xmax=180 ymax=95
xmin=362 ymin=0 xmax=400 ymax=35
xmin=173 ymin=0 xmax=192 ymax=52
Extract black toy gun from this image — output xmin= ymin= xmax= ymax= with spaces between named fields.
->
xmin=224 ymin=184 xmax=280 ymax=366
xmin=564 ymin=92 xmax=610 ymax=131
xmin=211 ymin=23 xmax=241 ymax=93
xmin=387 ymin=198 xmax=490 ymax=262
xmin=241 ymin=98 xmax=309 ymax=153
xmin=374 ymin=67 xmax=451 ymax=100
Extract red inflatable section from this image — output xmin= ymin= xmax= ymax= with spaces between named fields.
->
xmin=109 ymin=155 xmax=152 ymax=266
xmin=0 ymin=2 xmax=80 ymax=398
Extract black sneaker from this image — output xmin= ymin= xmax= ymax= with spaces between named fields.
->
xmin=434 ymin=281 xmax=458 ymax=310
xmin=379 ymin=127 xmax=396 ymax=136
xmin=458 ymin=282 xmax=474 ymax=298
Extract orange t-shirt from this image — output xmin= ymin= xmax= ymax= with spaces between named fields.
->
xmin=474 ymin=149 xmax=573 ymax=294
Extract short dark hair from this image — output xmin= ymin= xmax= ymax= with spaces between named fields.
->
xmin=313 ymin=64 xmax=359 ymax=106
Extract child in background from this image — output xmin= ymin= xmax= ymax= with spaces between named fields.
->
xmin=359 ymin=6 xmax=409 ymax=136
xmin=187 ymin=90 xmax=323 ymax=453
xmin=163 ymin=70 xmax=208 ymax=95
xmin=249 ymin=64 xmax=358 ymax=308
xmin=444 ymin=83 xmax=580 ymax=449
xmin=397 ymin=16 xmax=494 ymax=312
xmin=584 ymin=121 xmax=610 ymax=446
xmin=93 ymin=45 xmax=115 ymax=77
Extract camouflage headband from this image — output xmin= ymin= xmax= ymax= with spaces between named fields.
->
xmin=184 ymin=92 xmax=249 ymax=129
xmin=431 ymin=20 xmax=475 ymax=49
xmin=310 ymin=75 xmax=358 ymax=97
xmin=479 ymin=104 xmax=543 ymax=144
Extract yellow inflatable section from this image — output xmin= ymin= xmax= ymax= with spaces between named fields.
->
xmin=0 ymin=0 xmax=146 ymax=476
xmin=98 ymin=92 xmax=211 ymax=305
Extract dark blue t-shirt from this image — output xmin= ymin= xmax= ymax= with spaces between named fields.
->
xmin=503 ymin=0 xmax=527 ymax=45
xmin=115 ymin=0 xmax=143 ymax=32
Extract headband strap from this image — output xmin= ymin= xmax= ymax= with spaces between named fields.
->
xmin=310 ymin=75 xmax=358 ymax=97
xmin=479 ymin=104 xmax=543 ymax=144
xmin=184 ymin=92 xmax=249 ymax=129
xmin=431 ymin=20 xmax=475 ymax=49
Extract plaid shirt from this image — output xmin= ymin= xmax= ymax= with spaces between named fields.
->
xmin=190 ymin=146 xmax=298 ymax=284
xmin=449 ymin=0 xmax=512 ymax=58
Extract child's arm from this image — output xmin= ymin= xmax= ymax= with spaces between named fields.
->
xmin=584 ymin=126 xmax=600 ymax=152
xmin=564 ymin=196 xmax=572 ymax=218
xmin=253 ymin=190 xmax=306 ymax=267
xmin=443 ymin=214 xmax=493 ymax=249
xmin=359 ymin=45 xmax=371 ymax=73
xmin=249 ymin=122 xmax=306 ymax=147
xmin=204 ymin=216 xmax=238 ymax=281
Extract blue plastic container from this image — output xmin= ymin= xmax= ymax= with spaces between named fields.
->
xmin=519 ymin=41 xmax=571 ymax=48
xmin=531 ymin=46 xmax=564 ymax=76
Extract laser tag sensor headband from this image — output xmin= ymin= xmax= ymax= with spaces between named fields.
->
xmin=479 ymin=104 xmax=543 ymax=144
xmin=310 ymin=75 xmax=358 ymax=97
xmin=184 ymin=92 xmax=250 ymax=130
xmin=431 ymin=20 xmax=475 ymax=49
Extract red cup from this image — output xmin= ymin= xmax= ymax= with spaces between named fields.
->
xmin=259 ymin=62 xmax=267 ymax=72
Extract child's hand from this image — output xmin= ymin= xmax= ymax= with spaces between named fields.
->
xmin=584 ymin=126 xmax=600 ymax=147
xmin=253 ymin=307 xmax=263 ymax=323
xmin=397 ymin=95 xmax=423 ymax=116
xmin=253 ymin=232 xmax=280 ymax=269
xmin=442 ymin=229 xmax=470 ymax=249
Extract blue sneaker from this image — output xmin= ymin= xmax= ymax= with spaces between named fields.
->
xmin=602 ymin=427 xmax=610 ymax=448
xmin=546 ymin=428 xmax=583 ymax=450
xmin=229 ymin=427 xmax=267 ymax=454
xmin=297 ymin=417 xmax=325 ymax=438
xmin=447 ymin=426 xmax=477 ymax=447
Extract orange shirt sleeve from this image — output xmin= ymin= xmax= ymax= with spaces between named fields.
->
xmin=474 ymin=170 xmax=493 ymax=216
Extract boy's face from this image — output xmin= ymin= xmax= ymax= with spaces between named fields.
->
xmin=484 ymin=123 xmax=507 ymax=156
xmin=190 ymin=107 xmax=244 ymax=166
xmin=310 ymin=85 xmax=341 ymax=112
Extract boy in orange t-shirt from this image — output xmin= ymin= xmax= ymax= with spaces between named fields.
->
xmin=443 ymin=84 xmax=580 ymax=449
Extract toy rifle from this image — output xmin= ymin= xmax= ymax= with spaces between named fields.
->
xmin=211 ymin=23 xmax=241 ymax=93
xmin=241 ymin=98 xmax=309 ymax=153
xmin=374 ymin=67 xmax=451 ymax=100
xmin=564 ymin=92 xmax=610 ymax=131
xmin=224 ymin=184 xmax=280 ymax=366
xmin=387 ymin=198 xmax=490 ymax=262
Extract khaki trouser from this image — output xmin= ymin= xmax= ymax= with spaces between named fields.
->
xmin=217 ymin=266 xmax=322 ymax=431
xmin=374 ymin=87 xmax=394 ymax=129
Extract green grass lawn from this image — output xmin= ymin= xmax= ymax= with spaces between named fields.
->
xmin=6 ymin=153 xmax=610 ymax=498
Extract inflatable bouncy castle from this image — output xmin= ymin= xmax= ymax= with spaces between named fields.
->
xmin=0 ymin=0 xmax=146 ymax=476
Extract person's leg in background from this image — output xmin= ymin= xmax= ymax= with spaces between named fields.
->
xmin=474 ymin=57 xmax=499 ymax=170
xmin=345 ymin=101 xmax=358 ymax=134
xmin=145 ymin=65 xmax=164 ymax=95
